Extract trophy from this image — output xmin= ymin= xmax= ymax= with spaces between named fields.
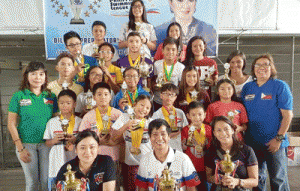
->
xmin=223 ymin=63 xmax=236 ymax=84
xmin=204 ymin=66 xmax=216 ymax=86
xmin=219 ymin=150 xmax=238 ymax=191
xmin=56 ymin=164 xmax=87 ymax=191
xmin=169 ymin=111 xmax=178 ymax=132
xmin=85 ymin=90 xmax=94 ymax=110
xmin=190 ymin=90 xmax=199 ymax=101
xmin=158 ymin=166 xmax=178 ymax=191
xmin=138 ymin=53 xmax=153 ymax=91
xmin=155 ymin=72 xmax=165 ymax=88
xmin=62 ymin=80 xmax=69 ymax=90
xmin=60 ymin=118 xmax=73 ymax=151
xmin=127 ymin=106 xmax=142 ymax=131
xmin=75 ymin=51 xmax=85 ymax=82
xmin=69 ymin=0 xmax=85 ymax=24
xmin=227 ymin=110 xmax=238 ymax=122
xmin=186 ymin=126 xmax=195 ymax=147
xmin=101 ymin=114 xmax=110 ymax=136
xmin=98 ymin=51 xmax=105 ymax=67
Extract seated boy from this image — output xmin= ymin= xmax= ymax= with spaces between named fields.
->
xmin=181 ymin=101 xmax=212 ymax=190
xmin=48 ymin=52 xmax=83 ymax=96
xmin=136 ymin=119 xmax=200 ymax=191
xmin=63 ymin=31 xmax=98 ymax=86
xmin=151 ymin=83 xmax=188 ymax=151
xmin=43 ymin=90 xmax=82 ymax=190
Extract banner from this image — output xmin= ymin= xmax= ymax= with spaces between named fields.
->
xmin=44 ymin=0 xmax=218 ymax=59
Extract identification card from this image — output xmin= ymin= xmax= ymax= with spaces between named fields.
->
xmin=20 ymin=99 xmax=32 ymax=106
xmin=245 ymin=94 xmax=255 ymax=101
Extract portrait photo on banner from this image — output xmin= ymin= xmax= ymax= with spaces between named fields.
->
xmin=44 ymin=0 xmax=218 ymax=59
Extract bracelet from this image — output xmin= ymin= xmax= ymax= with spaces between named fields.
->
xmin=18 ymin=147 xmax=25 ymax=153
xmin=13 ymin=138 xmax=21 ymax=143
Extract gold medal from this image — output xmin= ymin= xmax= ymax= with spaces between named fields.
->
xmin=195 ymin=145 xmax=203 ymax=153
xmin=130 ymin=146 xmax=141 ymax=155
xmin=77 ymin=76 xmax=85 ymax=82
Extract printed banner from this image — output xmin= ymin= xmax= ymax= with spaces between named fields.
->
xmin=44 ymin=0 xmax=218 ymax=60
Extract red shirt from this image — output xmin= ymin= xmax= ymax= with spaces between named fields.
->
xmin=154 ymin=43 xmax=187 ymax=62
xmin=193 ymin=57 xmax=218 ymax=81
xmin=181 ymin=124 xmax=212 ymax=172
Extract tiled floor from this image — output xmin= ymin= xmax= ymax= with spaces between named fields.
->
xmin=0 ymin=166 xmax=300 ymax=191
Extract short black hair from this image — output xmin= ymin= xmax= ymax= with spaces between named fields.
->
xmin=75 ymin=130 xmax=100 ymax=148
xmin=98 ymin=42 xmax=115 ymax=55
xmin=134 ymin=94 xmax=153 ymax=118
xmin=56 ymin=52 xmax=75 ymax=65
xmin=92 ymin=82 xmax=111 ymax=95
xmin=161 ymin=83 xmax=179 ymax=95
xmin=63 ymin=31 xmax=81 ymax=45
xmin=127 ymin=31 xmax=141 ymax=40
xmin=148 ymin=119 xmax=172 ymax=137
xmin=163 ymin=37 xmax=179 ymax=49
xmin=58 ymin=89 xmax=77 ymax=102
xmin=123 ymin=66 xmax=139 ymax=77
xmin=187 ymin=101 xmax=205 ymax=113
xmin=92 ymin=20 xmax=106 ymax=31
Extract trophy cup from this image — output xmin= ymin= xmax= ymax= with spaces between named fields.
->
xmin=223 ymin=63 xmax=236 ymax=84
xmin=138 ymin=53 xmax=153 ymax=91
xmin=219 ymin=150 xmax=238 ymax=191
xmin=61 ymin=118 xmax=73 ymax=151
xmin=127 ymin=106 xmax=142 ymax=131
xmin=204 ymin=66 xmax=216 ymax=86
xmin=186 ymin=126 xmax=195 ymax=147
xmin=158 ymin=166 xmax=178 ymax=191
xmin=69 ymin=0 xmax=85 ymax=25
xmin=169 ymin=111 xmax=178 ymax=132
xmin=56 ymin=164 xmax=87 ymax=191
xmin=75 ymin=51 xmax=85 ymax=82
xmin=190 ymin=90 xmax=199 ymax=101
xmin=62 ymin=80 xmax=69 ymax=90
xmin=101 ymin=114 xmax=110 ymax=136
xmin=98 ymin=51 xmax=105 ymax=68
xmin=85 ymin=90 xmax=94 ymax=110
xmin=155 ymin=72 xmax=165 ymax=88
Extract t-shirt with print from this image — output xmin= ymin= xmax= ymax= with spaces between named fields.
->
xmin=79 ymin=107 xmax=122 ymax=161
xmin=152 ymin=107 xmax=188 ymax=151
xmin=193 ymin=57 xmax=218 ymax=90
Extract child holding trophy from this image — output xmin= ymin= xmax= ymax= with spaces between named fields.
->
xmin=63 ymin=31 xmax=98 ymax=86
xmin=48 ymin=52 xmax=83 ymax=97
xmin=205 ymin=79 xmax=248 ymax=140
xmin=136 ymin=119 xmax=200 ymax=191
xmin=111 ymin=95 xmax=153 ymax=191
xmin=117 ymin=32 xmax=154 ymax=89
xmin=112 ymin=67 xmax=150 ymax=113
xmin=98 ymin=42 xmax=123 ymax=94
xmin=153 ymin=37 xmax=185 ymax=110
xmin=152 ymin=83 xmax=188 ymax=152
xmin=205 ymin=116 xmax=258 ymax=191
xmin=176 ymin=65 xmax=211 ymax=113
xmin=43 ymin=90 xmax=82 ymax=190
xmin=184 ymin=36 xmax=218 ymax=94
xmin=75 ymin=66 xmax=104 ymax=117
xmin=181 ymin=101 xmax=212 ymax=190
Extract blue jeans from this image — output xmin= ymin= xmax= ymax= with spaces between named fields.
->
xmin=16 ymin=143 xmax=50 ymax=191
xmin=253 ymin=146 xmax=290 ymax=191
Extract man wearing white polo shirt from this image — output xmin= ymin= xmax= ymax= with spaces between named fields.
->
xmin=135 ymin=119 xmax=200 ymax=191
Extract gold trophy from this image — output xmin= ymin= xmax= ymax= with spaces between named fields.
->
xmin=169 ymin=110 xmax=178 ymax=132
xmin=85 ymin=90 xmax=94 ymax=110
xmin=101 ymin=114 xmax=110 ymax=136
xmin=75 ymin=51 xmax=85 ymax=82
xmin=190 ymin=90 xmax=199 ymax=101
xmin=186 ymin=126 xmax=195 ymax=147
xmin=127 ymin=106 xmax=143 ymax=155
xmin=158 ymin=166 xmax=177 ymax=191
xmin=155 ymin=72 xmax=165 ymax=88
xmin=62 ymin=80 xmax=69 ymax=90
xmin=204 ymin=66 xmax=216 ymax=86
xmin=56 ymin=164 xmax=86 ymax=191
xmin=61 ymin=118 xmax=72 ymax=151
xmin=220 ymin=150 xmax=237 ymax=191
xmin=223 ymin=63 xmax=236 ymax=84
xmin=98 ymin=51 xmax=105 ymax=68
xmin=138 ymin=53 xmax=153 ymax=91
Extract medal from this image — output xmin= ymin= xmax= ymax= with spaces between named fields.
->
xmin=195 ymin=144 xmax=203 ymax=153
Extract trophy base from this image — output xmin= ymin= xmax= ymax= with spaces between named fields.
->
xmin=130 ymin=147 xmax=141 ymax=155
xmin=70 ymin=18 xmax=85 ymax=24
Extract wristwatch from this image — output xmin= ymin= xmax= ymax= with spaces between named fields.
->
xmin=275 ymin=134 xmax=285 ymax=141
xmin=239 ymin=178 xmax=244 ymax=188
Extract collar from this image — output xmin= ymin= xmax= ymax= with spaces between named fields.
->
xmin=73 ymin=155 xmax=100 ymax=175
xmin=153 ymin=146 xmax=175 ymax=165
xmin=24 ymin=89 xmax=48 ymax=96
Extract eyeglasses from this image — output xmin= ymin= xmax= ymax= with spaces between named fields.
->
xmin=254 ymin=63 xmax=271 ymax=68
xmin=133 ymin=5 xmax=143 ymax=9
xmin=161 ymin=92 xmax=177 ymax=97
xmin=125 ymin=75 xmax=139 ymax=79
xmin=67 ymin=43 xmax=81 ymax=48
xmin=99 ymin=50 xmax=113 ymax=54
xmin=90 ymin=73 xmax=103 ymax=78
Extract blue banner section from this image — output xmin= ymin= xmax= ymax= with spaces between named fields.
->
xmin=44 ymin=0 xmax=218 ymax=60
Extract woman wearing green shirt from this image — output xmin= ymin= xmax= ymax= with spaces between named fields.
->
xmin=7 ymin=62 xmax=58 ymax=191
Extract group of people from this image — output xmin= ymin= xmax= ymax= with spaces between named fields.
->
xmin=7 ymin=0 xmax=293 ymax=191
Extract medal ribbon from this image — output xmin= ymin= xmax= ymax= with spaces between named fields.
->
xmin=127 ymin=89 xmax=138 ymax=106
xmin=60 ymin=114 xmax=75 ymax=134
xmin=128 ymin=55 xmax=141 ymax=68
xmin=161 ymin=106 xmax=177 ymax=127
xmin=186 ymin=93 xmax=192 ymax=103
xmin=163 ymin=60 xmax=174 ymax=82
xmin=74 ymin=56 xmax=85 ymax=78
xmin=95 ymin=107 xmax=112 ymax=132
xmin=193 ymin=124 xmax=206 ymax=145
xmin=131 ymin=118 xmax=146 ymax=149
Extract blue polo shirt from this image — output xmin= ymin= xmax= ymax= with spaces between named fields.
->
xmin=241 ymin=79 xmax=293 ymax=149
xmin=112 ymin=85 xmax=150 ymax=112
xmin=74 ymin=55 xmax=98 ymax=87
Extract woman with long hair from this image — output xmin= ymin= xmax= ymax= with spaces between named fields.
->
xmin=205 ymin=116 xmax=258 ymax=191
xmin=118 ymin=0 xmax=157 ymax=58
xmin=7 ymin=62 xmax=58 ymax=191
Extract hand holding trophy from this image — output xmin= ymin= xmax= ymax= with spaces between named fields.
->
xmin=75 ymin=51 xmax=85 ymax=82
xmin=158 ymin=166 xmax=178 ymax=191
xmin=138 ymin=53 xmax=153 ymax=91
xmin=186 ymin=125 xmax=195 ymax=147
